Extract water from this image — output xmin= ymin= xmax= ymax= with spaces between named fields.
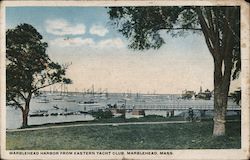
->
xmin=6 ymin=93 xmax=240 ymax=129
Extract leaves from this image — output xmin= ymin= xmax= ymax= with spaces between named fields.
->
xmin=230 ymin=89 xmax=241 ymax=105
xmin=108 ymin=7 xmax=184 ymax=50
xmin=6 ymin=23 xmax=71 ymax=105
xmin=108 ymin=6 xmax=240 ymax=78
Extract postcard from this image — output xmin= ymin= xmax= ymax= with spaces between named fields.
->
xmin=0 ymin=0 xmax=249 ymax=159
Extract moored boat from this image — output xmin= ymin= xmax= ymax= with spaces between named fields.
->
xmin=78 ymin=99 xmax=100 ymax=106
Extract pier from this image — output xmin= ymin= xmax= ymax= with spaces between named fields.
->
xmin=118 ymin=103 xmax=240 ymax=111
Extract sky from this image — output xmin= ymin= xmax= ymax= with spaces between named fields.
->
xmin=6 ymin=7 xmax=240 ymax=94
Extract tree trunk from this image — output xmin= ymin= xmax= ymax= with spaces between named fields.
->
xmin=21 ymin=108 xmax=29 ymax=128
xmin=21 ymin=92 xmax=32 ymax=128
xmin=213 ymin=87 xmax=228 ymax=136
xmin=213 ymin=58 xmax=232 ymax=136
xmin=196 ymin=6 xmax=237 ymax=136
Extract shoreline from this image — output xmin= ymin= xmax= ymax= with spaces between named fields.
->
xmin=6 ymin=115 xmax=241 ymax=131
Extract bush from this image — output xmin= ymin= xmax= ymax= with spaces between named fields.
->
xmin=91 ymin=109 xmax=113 ymax=119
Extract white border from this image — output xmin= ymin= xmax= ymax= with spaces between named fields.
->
xmin=0 ymin=0 xmax=249 ymax=160
xmin=0 ymin=1 xmax=6 ymax=158
xmin=0 ymin=0 xmax=246 ymax=7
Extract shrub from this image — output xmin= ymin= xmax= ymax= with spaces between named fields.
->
xmin=91 ymin=109 xmax=113 ymax=119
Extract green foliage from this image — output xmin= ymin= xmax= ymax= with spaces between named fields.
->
xmin=232 ymin=46 xmax=241 ymax=80
xmin=230 ymin=89 xmax=241 ymax=105
xmin=91 ymin=109 xmax=113 ymax=119
xmin=6 ymin=23 xmax=71 ymax=106
xmin=108 ymin=6 xmax=198 ymax=50
xmin=108 ymin=6 xmax=240 ymax=79
xmin=63 ymin=78 xmax=73 ymax=84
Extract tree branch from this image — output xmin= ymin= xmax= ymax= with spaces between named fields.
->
xmin=166 ymin=27 xmax=202 ymax=31
xmin=18 ymin=90 xmax=27 ymax=100
xmin=221 ymin=8 xmax=235 ymax=88
xmin=31 ymin=81 xmax=61 ymax=93
xmin=205 ymin=7 xmax=215 ymax=34
xmin=11 ymin=98 xmax=24 ymax=112
xmin=213 ymin=9 xmax=221 ymax=55
xmin=198 ymin=7 xmax=216 ymax=42
xmin=220 ymin=8 xmax=230 ymax=59
xmin=223 ymin=8 xmax=236 ymax=59
xmin=196 ymin=7 xmax=216 ymax=57
xmin=221 ymin=9 xmax=240 ymax=42
xmin=149 ymin=23 xmax=202 ymax=32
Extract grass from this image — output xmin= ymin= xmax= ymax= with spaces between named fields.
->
xmin=6 ymin=121 xmax=241 ymax=150
xmin=21 ymin=114 xmax=240 ymax=129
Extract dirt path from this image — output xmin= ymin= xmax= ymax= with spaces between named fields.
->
xmin=7 ymin=121 xmax=189 ymax=132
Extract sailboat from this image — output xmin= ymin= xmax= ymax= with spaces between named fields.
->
xmin=37 ymin=97 xmax=49 ymax=103
xmin=53 ymin=83 xmax=65 ymax=101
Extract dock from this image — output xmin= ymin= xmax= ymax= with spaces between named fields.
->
xmin=117 ymin=103 xmax=240 ymax=111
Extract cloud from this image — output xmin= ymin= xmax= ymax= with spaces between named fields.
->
xmin=89 ymin=25 xmax=109 ymax=36
xmin=97 ymin=38 xmax=125 ymax=48
xmin=45 ymin=19 xmax=86 ymax=36
xmin=50 ymin=37 xmax=125 ymax=49
xmin=50 ymin=37 xmax=95 ymax=47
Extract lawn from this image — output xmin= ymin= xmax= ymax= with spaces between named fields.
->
xmin=6 ymin=121 xmax=241 ymax=150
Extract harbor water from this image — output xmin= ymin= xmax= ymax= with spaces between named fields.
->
xmin=6 ymin=93 xmax=240 ymax=129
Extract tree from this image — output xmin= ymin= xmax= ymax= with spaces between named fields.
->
xmin=6 ymin=23 xmax=71 ymax=128
xmin=230 ymin=88 xmax=241 ymax=106
xmin=108 ymin=6 xmax=240 ymax=136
